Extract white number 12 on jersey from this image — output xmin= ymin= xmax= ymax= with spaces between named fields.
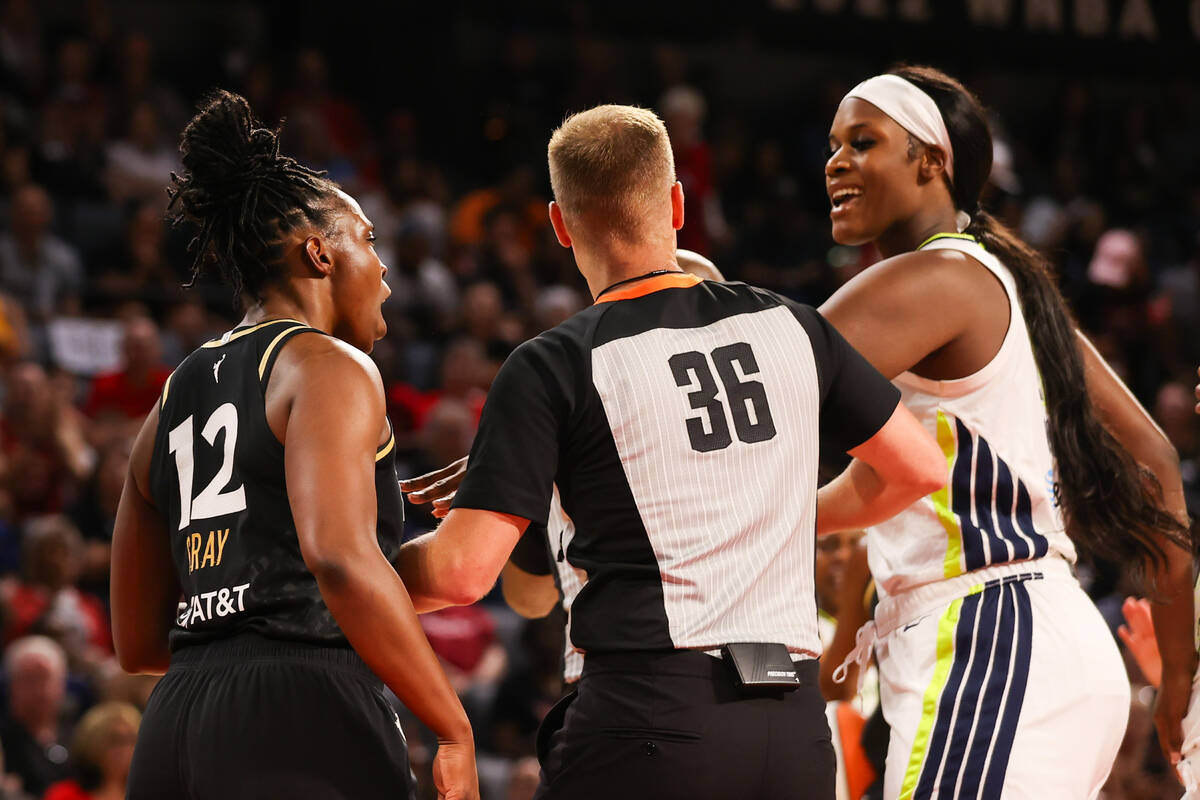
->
xmin=168 ymin=403 xmax=247 ymax=530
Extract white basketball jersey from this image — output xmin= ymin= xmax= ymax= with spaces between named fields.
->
xmin=866 ymin=234 xmax=1077 ymax=598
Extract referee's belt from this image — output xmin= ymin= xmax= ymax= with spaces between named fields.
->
xmin=581 ymin=644 xmax=818 ymax=693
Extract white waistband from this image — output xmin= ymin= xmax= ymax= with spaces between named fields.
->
xmin=874 ymin=557 xmax=1074 ymax=640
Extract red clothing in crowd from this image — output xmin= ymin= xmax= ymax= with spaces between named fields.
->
xmin=386 ymin=384 xmax=485 ymax=434
xmin=4 ymin=584 xmax=113 ymax=652
xmin=674 ymin=141 xmax=714 ymax=255
xmin=419 ymin=605 xmax=496 ymax=673
xmin=83 ymin=366 xmax=171 ymax=419
xmin=44 ymin=780 xmax=94 ymax=800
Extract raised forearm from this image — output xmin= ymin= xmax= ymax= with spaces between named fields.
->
xmin=818 ymin=459 xmax=925 ymax=536
xmin=392 ymin=533 xmax=453 ymax=613
xmin=1149 ymin=460 xmax=1195 ymax=675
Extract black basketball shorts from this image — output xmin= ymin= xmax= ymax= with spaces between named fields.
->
xmin=127 ymin=634 xmax=416 ymax=800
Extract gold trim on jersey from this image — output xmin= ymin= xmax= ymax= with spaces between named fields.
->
xmin=375 ymin=432 xmax=395 ymax=463
xmin=200 ymin=318 xmax=306 ymax=349
xmin=257 ymin=324 xmax=312 ymax=380
xmin=160 ymin=369 xmax=175 ymax=409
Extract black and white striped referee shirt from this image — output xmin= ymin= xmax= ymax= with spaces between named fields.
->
xmin=454 ymin=272 xmax=899 ymax=658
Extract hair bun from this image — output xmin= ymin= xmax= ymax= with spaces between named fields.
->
xmin=177 ymin=90 xmax=279 ymax=193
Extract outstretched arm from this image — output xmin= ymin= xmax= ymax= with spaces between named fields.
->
xmin=394 ymin=508 xmax=529 ymax=612
xmin=1079 ymin=330 xmax=1195 ymax=762
xmin=818 ymin=404 xmax=947 ymax=536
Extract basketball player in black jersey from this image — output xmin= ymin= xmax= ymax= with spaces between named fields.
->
xmin=110 ymin=91 xmax=478 ymax=800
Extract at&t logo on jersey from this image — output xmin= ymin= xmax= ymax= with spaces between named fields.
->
xmin=178 ymin=582 xmax=251 ymax=628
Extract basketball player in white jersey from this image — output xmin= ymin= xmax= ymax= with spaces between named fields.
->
xmin=815 ymin=67 xmax=1194 ymax=799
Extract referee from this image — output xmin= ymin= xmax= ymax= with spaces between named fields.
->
xmin=395 ymin=104 xmax=946 ymax=800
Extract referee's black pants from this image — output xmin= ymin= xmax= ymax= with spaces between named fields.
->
xmin=534 ymin=649 xmax=835 ymax=800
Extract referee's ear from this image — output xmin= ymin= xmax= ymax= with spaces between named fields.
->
xmin=549 ymin=201 xmax=573 ymax=249
xmin=670 ymin=180 xmax=685 ymax=231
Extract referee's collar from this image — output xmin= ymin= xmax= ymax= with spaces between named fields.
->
xmin=593 ymin=272 xmax=702 ymax=304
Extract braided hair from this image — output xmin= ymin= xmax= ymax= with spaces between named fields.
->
xmin=167 ymin=90 xmax=340 ymax=301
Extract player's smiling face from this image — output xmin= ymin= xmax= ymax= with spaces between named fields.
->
xmin=328 ymin=189 xmax=390 ymax=353
xmin=825 ymin=98 xmax=926 ymax=247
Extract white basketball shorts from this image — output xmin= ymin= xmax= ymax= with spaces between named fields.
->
xmin=873 ymin=557 xmax=1129 ymax=800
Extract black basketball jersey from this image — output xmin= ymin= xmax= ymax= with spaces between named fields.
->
xmin=148 ymin=318 xmax=404 ymax=651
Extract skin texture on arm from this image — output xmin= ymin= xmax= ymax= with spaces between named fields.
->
xmin=501 ymin=562 xmax=559 ymax=619
xmin=110 ymin=403 xmax=180 ymax=675
xmin=1078 ymin=330 xmax=1195 ymax=760
xmin=819 ymin=249 xmax=1008 ymax=382
xmin=817 ymin=403 xmax=947 ymax=537
xmin=394 ymin=508 xmax=529 ymax=613
xmin=276 ymin=336 xmax=475 ymax=762
xmin=402 ymin=461 xmax=557 ymax=618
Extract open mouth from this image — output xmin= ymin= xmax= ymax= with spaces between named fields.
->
xmin=830 ymin=188 xmax=862 ymax=217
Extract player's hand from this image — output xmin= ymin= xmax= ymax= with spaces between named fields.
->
xmin=1119 ymin=596 xmax=1163 ymax=688
xmin=432 ymin=737 xmax=479 ymax=800
xmin=401 ymin=457 xmax=468 ymax=519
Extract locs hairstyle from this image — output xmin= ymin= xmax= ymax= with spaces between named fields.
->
xmin=167 ymin=90 xmax=340 ymax=301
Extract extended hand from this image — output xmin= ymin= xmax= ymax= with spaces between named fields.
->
xmin=1118 ymin=596 xmax=1162 ymax=688
xmin=401 ymin=457 xmax=468 ymax=519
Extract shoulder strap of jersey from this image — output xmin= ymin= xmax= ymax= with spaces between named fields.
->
xmin=257 ymin=325 xmax=328 ymax=386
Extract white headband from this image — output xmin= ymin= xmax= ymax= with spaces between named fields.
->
xmin=845 ymin=74 xmax=955 ymax=184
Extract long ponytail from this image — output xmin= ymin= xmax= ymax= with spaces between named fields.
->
xmin=892 ymin=66 xmax=1190 ymax=583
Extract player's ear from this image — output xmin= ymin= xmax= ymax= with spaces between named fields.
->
xmin=549 ymin=201 xmax=573 ymax=248
xmin=919 ymin=145 xmax=949 ymax=184
xmin=670 ymin=181 xmax=685 ymax=231
xmin=304 ymin=235 xmax=334 ymax=276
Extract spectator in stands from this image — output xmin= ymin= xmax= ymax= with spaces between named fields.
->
xmin=0 ymin=362 xmax=92 ymax=519
xmin=83 ymin=316 xmax=169 ymax=445
xmin=4 ymin=515 xmax=111 ymax=664
xmin=93 ymin=202 xmax=178 ymax=312
xmin=449 ymin=166 xmax=545 ymax=251
xmin=660 ymin=85 xmax=727 ymax=256
xmin=43 ymin=702 xmax=140 ymax=800
xmin=104 ymin=102 xmax=178 ymax=206
xmin=0 ymin=184 xmax=83 ymax=323
xmin=67 ymin=439 xmax=130 ymax=597
xmin=0 ymin=636 xmax=73 ymax=796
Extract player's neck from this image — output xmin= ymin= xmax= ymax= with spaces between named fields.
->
xmin=239 ymin=291 xmax=328 ymax=333
xmin=876 ymin=203 xmax=959 ymax=258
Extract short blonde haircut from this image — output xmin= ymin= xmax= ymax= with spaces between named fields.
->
xmin=548 ymin=104 xmax=676 ymax=241
xmin=72 ymin=702 xmax=141 ymax=772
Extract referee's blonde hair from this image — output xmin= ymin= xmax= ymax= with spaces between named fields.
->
xmin=548 ymin=104 xmax=676 ymax=242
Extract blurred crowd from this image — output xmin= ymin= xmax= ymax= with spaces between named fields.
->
xmin=0 ymin=1 xmax=1196 ymax=799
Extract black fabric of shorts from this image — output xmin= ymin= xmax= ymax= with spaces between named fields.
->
xmin=127 ymin=634 xmax=416 ymax=800
xmin=533 ymin=649 xmax=835 ymax=800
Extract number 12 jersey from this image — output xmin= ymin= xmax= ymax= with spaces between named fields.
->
xmin=148 ymin=318 xmax=404 ymax=651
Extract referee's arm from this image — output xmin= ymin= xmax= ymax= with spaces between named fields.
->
xmin=395 ymin=337 xmax=566 ymax=611
xmin=396 ymin=509 xmax=531 ymax=611
xmin=816 ymin=403 xmax=946 ymax=535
